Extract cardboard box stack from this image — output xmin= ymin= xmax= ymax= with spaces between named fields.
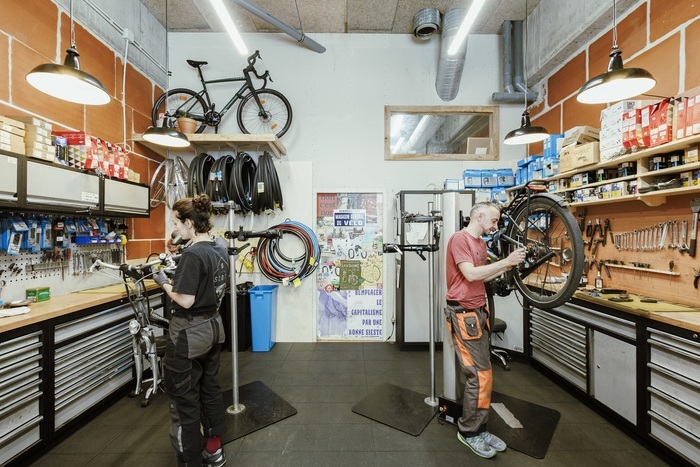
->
xmin=600 ymin=100 xmax=637 ymax=162
xmin=0 ymin=116 xmax=27 ymax=155
xmin=559 ymin=126 xmax=600 ymax=173
xmin=50 ymin=131 xmax=130 ymax=179
xmin=12 ymin=116 xmax=55 ymax=162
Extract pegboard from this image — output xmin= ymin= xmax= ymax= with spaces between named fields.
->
xmin=0 ymin=244 xmax=124 ymax=305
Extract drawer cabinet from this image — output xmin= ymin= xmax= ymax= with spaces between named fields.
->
xmin=647 ymin=328 xmax=700 ymax=464
xmin=0 ymin=331 xmax=43 ymax=465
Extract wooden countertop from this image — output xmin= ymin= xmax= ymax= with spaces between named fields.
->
xmin=0 ymin=281 xmax=159 ymax=334
xmin=573 ymin=290 xmax=700 ymax=333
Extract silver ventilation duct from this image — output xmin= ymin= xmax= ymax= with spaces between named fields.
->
xmin=436 ymin=9 xmax=468 ymax=102
xmin=492 ymin=20 xmax=538 ymax=103
xmin=232 ymin=0 xmax=326 ymax=53
xmin=405 ymin=115 xmax=447 ymax=153
xmin=413 ymin=8 xmax=441 ymax=40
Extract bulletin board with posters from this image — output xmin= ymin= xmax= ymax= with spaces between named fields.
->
xmin=316 ymin=192 xmax=384 ymax=340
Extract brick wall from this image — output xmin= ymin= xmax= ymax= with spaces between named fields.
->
xmin=0 ymin=0 xmax=167 ymax=260
xmin=530 ymin=0 xmax=700 ymax=155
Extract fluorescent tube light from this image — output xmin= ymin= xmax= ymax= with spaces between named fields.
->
xmin=447 ymin=0 xmax=486 ymax=56
xmin=210 ymin=0 xmax=249 ymax=55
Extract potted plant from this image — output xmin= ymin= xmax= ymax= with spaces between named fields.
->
xmin=177 ymin=112 xmax=197 ymax=134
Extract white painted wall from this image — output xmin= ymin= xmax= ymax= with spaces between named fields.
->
xmin=167 ymin=32 xmax=527 ymax=343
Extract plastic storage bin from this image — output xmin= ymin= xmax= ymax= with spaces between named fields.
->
xmin=249 ymin=285 xmax=278 ymax=351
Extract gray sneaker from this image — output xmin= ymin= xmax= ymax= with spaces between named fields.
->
xmin=482 ymin=431 xmax=507 ymax=452
xmin=202 ymin=448 xmax=226 ymax=467
xmin=457 ymin=432 xmax=497 ymax=458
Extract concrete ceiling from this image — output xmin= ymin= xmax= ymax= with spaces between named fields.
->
xmin=142 ymin=0 xmax=541 ymax=35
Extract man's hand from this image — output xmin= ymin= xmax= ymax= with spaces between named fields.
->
xmin=152 ymin=269 xmax=169 ymax=288
xmin=506 ymin=248 xmax=526 ymax=268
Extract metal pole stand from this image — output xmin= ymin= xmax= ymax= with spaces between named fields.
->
xmin=351 ymin=208 xmax=441 ymax=435
xmin=218 ymin=202 xmax=296 ymax=444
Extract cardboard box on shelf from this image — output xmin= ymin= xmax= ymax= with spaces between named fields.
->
xmin=676 ymin=97 xmax=688 ymax=140
xmin=8 ymin=115 xmax=52 ymax=131
xmin=562 ymin=125 xmax=599 ymax=147
xmin=600 ymin=101 xmax=639 ymax=122
xmin=686 ymin=97 xmax=696 ymax=136
xmin=693 ymin=93 xmax=700 ymax=135
xmin=560 ymin=142 xmax=600 ymax=173
xmin=686 ymin=147 xmax=699 ymax=163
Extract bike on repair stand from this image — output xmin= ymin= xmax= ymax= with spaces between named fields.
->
xmin=90 ymin=253 xmax=178 ymax=407
xmin=151 ymin=50 xmax=292 ymax=138
xmin=486 ymin=180 xmax=584 ymax=310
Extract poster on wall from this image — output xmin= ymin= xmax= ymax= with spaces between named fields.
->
xmin=316 ymin=192 xmax=383 ymax=340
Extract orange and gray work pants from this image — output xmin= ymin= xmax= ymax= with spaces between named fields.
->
xmin=165 ymin=311 xmax=227 ymax=467
xmin=445 ymin=301 xmax=493 ymax=436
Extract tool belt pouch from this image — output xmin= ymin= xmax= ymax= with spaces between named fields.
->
xmin=456 ymin=311 xmax=483 ymax=341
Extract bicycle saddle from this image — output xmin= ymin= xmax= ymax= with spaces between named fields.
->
xmin=186 ymin=59 xmax=208 ymax=68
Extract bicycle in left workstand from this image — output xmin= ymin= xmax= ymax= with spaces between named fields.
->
xmin=90 ymin=253 xmax=178 ymax=407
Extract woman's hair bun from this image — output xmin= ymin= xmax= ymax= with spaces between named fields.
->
xmin=193 ymin=193 xmax=212 ymax=212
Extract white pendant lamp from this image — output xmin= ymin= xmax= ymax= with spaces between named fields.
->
xmin=142 ymin=0 xmax=190 ymax=148
xmin=577 ymin=0 xmax=655 ymax=104
xmin=26 ymin=0 xmax=110 ymax=106
xmin=503 ymin=0 xmax=548 ymax=146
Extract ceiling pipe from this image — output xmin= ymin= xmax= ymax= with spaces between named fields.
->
xmin=502 ymin=20 xmax=515 ymax=93
xmin=491 ymin=20 xmax=538 ymax=103
xmin=436 ymin=9 xmax=468 ymax=101
xmin=232 ymin=0 xmax=326 ymax=53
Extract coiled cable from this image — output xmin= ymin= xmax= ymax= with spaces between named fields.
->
xmin=257 ymin=221 xmax=320 ymax=284
xmin=251 ymin=151 xmax=283 ymax=213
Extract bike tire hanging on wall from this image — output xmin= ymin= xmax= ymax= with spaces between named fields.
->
xmin=187 ymin=152 xmax=215 ymax=197
xmin=229 ymin=153 xmax=257 ymax=214
xmin=251 ymin=151 xmax=283 ymax=213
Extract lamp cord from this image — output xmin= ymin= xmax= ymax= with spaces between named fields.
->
xmin=69 ymin=0 xmax=75 ymax=47
xmin=523 ymin=0 xmax=528 ymax=110
xmin=612 ymin=0 xmax=618 ymax=47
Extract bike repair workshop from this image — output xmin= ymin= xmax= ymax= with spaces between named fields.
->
xmin=0 ymin=0 xmax=698 ymax=465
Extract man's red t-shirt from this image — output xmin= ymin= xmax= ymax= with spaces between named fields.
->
xmin=445 ymin=229 xmax=487 ymax=309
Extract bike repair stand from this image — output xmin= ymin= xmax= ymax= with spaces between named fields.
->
xmin=219 ymin=201 xmax=296 ymax=444
xmin=351 ymin=205 xmax=441 ymax=436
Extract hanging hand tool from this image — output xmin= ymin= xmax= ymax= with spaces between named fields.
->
xmin=679 ymin=220 xmax=690 ymax=253
xmin=694 ymin=268 xmax=700 ymax=289
xmin=602 ymin=219 xmax=611 ymax=246
xmin=585 ymin=219 xmax=593 ymax=237
xmin=591 ymin=238 xmax=602 ymax=257
xmin=689 ymin=198 xmax=700 ymax=257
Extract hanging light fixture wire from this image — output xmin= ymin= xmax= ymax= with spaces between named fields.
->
xmin=503 ymin=0 xmax=548 ymax=146
xmin=577 ymin=0 xmax=656 ymax=104
xmin=26 ymin=0 xmax=110 ymax=105
xmin=142 ymin=0 xmax=190 ymax=148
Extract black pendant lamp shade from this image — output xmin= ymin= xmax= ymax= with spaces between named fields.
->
xmin=26 ymin=0 xmax=110 ymax=106
xmin=27 ymin=46 xmax=110 ymax=106
xmin=577 ymin=46 xmax=656 ymax=104
xmin=142 ymin=117 xmax=191 ymax=148
xmin=503 ymin=110 xmax=549 ymax=146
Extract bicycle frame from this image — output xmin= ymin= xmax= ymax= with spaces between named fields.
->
xmin=179 ymin=61 xmax=267 ymax=122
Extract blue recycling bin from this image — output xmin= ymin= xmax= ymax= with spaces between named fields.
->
xmin=249 ymin=285 xmax=278 ymax=351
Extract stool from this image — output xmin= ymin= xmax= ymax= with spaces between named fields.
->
xmin=491 ymin=317 xmax=511 ymax=370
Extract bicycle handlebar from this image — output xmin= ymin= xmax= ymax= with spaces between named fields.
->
xmin=247 ymin=50 xmax=261 ymax=66
xmin=90 ymin=254 xmax=180 ymax=279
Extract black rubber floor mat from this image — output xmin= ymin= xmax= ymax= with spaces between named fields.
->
xmin=489 ymin=391 xmax=561 ymax=459
xmin=351 ymin=383 xmax=438 ymax=436
xmin=220 ymin=381 xmax=297 ymax=444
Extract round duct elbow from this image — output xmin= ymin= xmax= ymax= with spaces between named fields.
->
xmin=413 ymin=8 xmax=441 ymax=40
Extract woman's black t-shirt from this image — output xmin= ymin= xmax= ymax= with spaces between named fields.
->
xmin=171 ymin=241 xmax=229 ymax=315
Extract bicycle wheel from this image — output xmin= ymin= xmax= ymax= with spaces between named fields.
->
xmin=149 ymin=159 xmax=168 ymax=209
xmin=152 ymin=88 xmax=208 ymax=133
xmin=504 ymin=194 xmax=584 ymax=309
xmin=237 ymin=88 xmax=293 ymax=138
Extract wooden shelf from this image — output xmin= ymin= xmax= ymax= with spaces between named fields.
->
xmin=133 ymin=133 xmax=286 ymax=158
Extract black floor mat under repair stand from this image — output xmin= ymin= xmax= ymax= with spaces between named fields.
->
xmin=220 ymin=203 xmax=297 ymax=443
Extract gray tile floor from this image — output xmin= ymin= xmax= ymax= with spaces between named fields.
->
xmin=33 ymin=342 xmax=672 ymax=466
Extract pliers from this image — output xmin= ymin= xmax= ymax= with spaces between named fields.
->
xmin=602 ymin=219 xmax=612 ymax=246
xmin=694 ymin=268 xmax=700 ymax=289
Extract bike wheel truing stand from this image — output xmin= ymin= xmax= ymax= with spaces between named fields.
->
xmin=218 ymin=202 xmax=297 ymax=444
xmin=351 ymin=204 xmax=441 ymax=436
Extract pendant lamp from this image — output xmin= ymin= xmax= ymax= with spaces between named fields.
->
xmin=503 ymin=0 xmax=548 ymax=146
xmin=577 ymin=0 xmax=655 ymax=104
xmin=26 ymin=0 xmax=110 ymax=105
xmin=142 ymin=0 xmax=190 ymax=148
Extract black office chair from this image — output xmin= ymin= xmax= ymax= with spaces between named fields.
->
xmin=487 ymin=291 xmax=512 ymax=371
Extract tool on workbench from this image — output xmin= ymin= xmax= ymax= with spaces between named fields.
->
xmin=689 ymin=198 xmax=700 ymax=257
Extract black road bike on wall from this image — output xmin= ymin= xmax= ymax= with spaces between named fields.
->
xmin=151 ymin=50 xmax=293 ymax=138
xmin=486 ymin=181 xmax=584 ymax=309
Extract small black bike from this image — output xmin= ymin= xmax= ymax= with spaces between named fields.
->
xmin=151 ymin=50 xmax=293 ymax=138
